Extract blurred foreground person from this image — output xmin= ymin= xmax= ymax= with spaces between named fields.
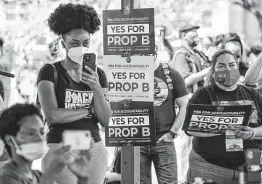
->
xmin=187 ymin=50 xmax=262 ymax=184
xmin=0 ymin=103 xmax=93 ymax=184
xmin=37 ymin=3 xmax=110 ymax=184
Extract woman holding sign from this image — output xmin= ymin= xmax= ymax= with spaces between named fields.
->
xmin=186 ymin=49 xmax=262 ymax=184
xmin=37 ymin=3 xmax=111 ymax=184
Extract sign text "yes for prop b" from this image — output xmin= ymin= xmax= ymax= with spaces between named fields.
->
xmin=103 ymin=8 xmax=155 ymax=55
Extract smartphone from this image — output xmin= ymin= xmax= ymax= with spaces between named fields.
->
xmin=82 ymin=53 xmax=96 ymax=73
xmin=62 ymin=130 xmax=92 ymax=150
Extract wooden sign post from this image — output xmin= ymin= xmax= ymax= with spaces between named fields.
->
xmin=121 ymin=1 xmax=140 ymax=184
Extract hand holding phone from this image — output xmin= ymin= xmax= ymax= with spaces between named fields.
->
xmin=82 ymin=53 xmax=96 ymax=73
xmin=62 ymin=130 xmax=92 ymax=151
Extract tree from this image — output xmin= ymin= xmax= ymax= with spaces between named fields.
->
xmin=232 ymin=0 xmax=262 ymax=37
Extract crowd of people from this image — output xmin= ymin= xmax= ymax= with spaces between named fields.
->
xmin=0 ymin=2 xmax=261 ymax=184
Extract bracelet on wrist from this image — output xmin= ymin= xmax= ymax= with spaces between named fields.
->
xmin=169 ymin=131 xmax=177 ymax=139
xmin=249 ymin=128 xmax=256 ymax=140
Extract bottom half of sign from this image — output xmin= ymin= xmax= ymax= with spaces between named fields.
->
xmin=105 ymin=125 xmax=156 ymax=146
xmin=186 ymin=121 xmax=240 ymax=134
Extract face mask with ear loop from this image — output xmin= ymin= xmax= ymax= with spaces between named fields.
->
xmin=10 ymin=136 xmax=49 ymax=161
xmin=62 ymin=38 xmax=89 ymax=65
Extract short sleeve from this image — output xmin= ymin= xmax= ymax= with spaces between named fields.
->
xmin=173 ymin=53 xmax=191 ymax=79
xmin=97 ymin=67 xmax=108 ymax=88
xmin=170 ymin=69 xmax=189 ymax=98
xmin=37 ymin=64 xmax=55 ymax=85
xmin=189 ymin=87 xmax=211 ymax=105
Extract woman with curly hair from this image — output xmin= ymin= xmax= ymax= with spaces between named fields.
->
xmin=37 ymin=3 xmax=111 ymax=184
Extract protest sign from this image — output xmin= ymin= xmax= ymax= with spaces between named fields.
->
xmin=105 ymin=101 xmax=155 ymax=146
xmin=182 ymin=104 xmax=252 ymax=134
xmin=103 ymin=8 xmax=155 ymax=55
xmin=104 ymin=55 xmax=154 ymax=102
xmin=104 ymin=55 xmax=155 ymax=146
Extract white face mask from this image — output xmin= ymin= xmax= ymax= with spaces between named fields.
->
xmin=11 ymin=137 xmax=49 ymax=161
xmin=63 ymin=40 xmax=89 ymax=65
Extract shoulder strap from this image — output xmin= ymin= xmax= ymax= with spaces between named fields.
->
xmin=194 ymin=49 xmax=209 ymax=62
xmin=203 ymin=84 xmax=217 ymax=103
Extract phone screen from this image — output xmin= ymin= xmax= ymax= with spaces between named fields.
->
xmin=82 ymin=53 xmax=96 ymax=73
xmin=62 ymin=130 xmax=92 ymax=150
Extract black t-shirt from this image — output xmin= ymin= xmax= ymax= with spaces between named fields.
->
xmin=37 ymin=62 xmax=108 ymax=143
xmin=154 ymin=64 xmax=189 ymax=139
xmin=189 ymin=84 xmax=262 ymax=169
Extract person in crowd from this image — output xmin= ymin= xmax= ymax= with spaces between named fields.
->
xmin=0 ymin=103 xmax=94 ymax=184
xmin=0 ymin=38 xmax=9 ymax=104
xmin=140 ymin=48 xmax=190 ymax=183
xmin=154 ymin=15 xmax=174 ymax=65
xmin=221 ymin=33 xmax=249 ymax=77
xmin=200 ymin=36 xmax=213 ymax=56
xmin=171 ymin=24 xmax=209 ymax=184
xmin=186 ymin=49 xmax=262 ymax=184
xmin=37 ymin=3 xmax=111 ymax=184
xmin=172 ymin=24 xmax=210 ymax=94
xmin=214 ymin=34 xmax=225 ymax=48
xmin=246 ymin=45 xmax=262 ymax=65
xmin=205 ymin=32 xmax=249 ymax=86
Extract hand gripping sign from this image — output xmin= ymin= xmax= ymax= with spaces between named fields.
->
xmin=182 ymin=104 xmax=252 ymax=134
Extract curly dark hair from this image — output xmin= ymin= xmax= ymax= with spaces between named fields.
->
xmin=0 ymin=103 xmax=43 ymax=156
xmin=47 ymin=3 xmax=101 ymax=35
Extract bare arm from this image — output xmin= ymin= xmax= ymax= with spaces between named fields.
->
xmin=170 ymin=95 xmax=189 ymax=133
xmin=38 ymin=81 xmax=89 ymax=124
xmin=244 ymin=53 xmax=262 ymax=85
xmin=184 ymin=67 xmax=210 ymax=86
xmin=251 ymin=126 xmax=262 ymax=140
xmin=93 ymin=86 xmax=111 ymax=127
